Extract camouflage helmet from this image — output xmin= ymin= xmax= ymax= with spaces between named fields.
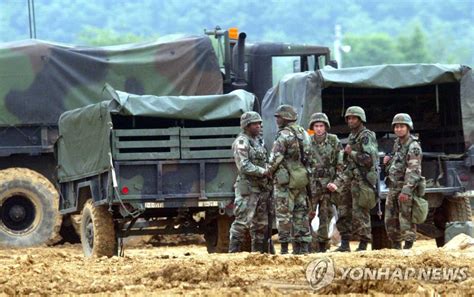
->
xmin=274 ymin=104 xmax=297 ymax=121
xmin=345 ymin=106 xmax=366 ymax=123
xmin=240 ymin=111 xmax=262 ymax=129
xmin=309 ymin=112 xmax=330 ymax=129
xmin=392 ymin=113 xmax=414 ymax=130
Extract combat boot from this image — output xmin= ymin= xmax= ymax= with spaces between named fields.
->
xmin=403 ymin=241 xmax=414 ymax=249
xmin=334 ymin=239 xmax=351 ymax=252
xmin=228 ymin=240 xmax=241 ymax=253
xmin=292 ymin=242 xmax=301 ymax=255
xmin=299 ymin=242 xmax=309 ymax=255
xmin=251 ymin=241 xmax=264 ymax=253
xmin=318 ymin=242 xmax=327 ymax=253
xmin=280 ymin=242 xmax=289 ymax=254
xmin=355 ymin=240 xmax=369 ymax=252
xmin=392 ymin=241 xmax=402 ymax=250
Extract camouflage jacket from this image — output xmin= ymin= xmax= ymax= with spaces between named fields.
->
xmin=268 ymin=122 xmax=311 ymax=174
xmin=336 ymin=126 xmax=379 ymax=187
xmin=386 ymin=135 xmax=422 ymax=196
xmin=309 ymin=133 xmax=343 ymax=188
xmin=232 ymin=132 xmax=268 ymax=187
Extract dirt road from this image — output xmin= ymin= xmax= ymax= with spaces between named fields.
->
xmin=0 ymin=237 xmax=473 ymax=296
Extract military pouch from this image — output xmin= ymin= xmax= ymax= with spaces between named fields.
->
xmin=275 ymin=168 xmax=290 ymax=185
xmin=237 ymin=180 xmax=251 ymax=196
xmin=411 ymin=195 xmax=428 ymax=224
xmin=358 ymin=183 xmax=377 ymax=210
xmin=415 ymin=176 xmax=426 ymax=197
xmin=286 ymin=162 xmax=309 ymax=189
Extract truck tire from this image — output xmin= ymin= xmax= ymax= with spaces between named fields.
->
xmin=445 ymin=196 xmax=472 ymax=222
xmin=80 ymin=199 xmax=117 ymax=257
xmin=204 ymin=215 xmax=231 ymax=253
xmin=204 ymin=215 xmax=252 ymax=253
xmin=371 ymin=225 xmax=391 ymax=250
xmin=0 ymin=168 xmax=62 ymax=247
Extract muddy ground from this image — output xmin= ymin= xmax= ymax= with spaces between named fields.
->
xmin=1 ymin=236 xmax=473 ymax=296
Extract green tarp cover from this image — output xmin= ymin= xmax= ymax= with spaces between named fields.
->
xmin=262 ymin=64 xmax=473 ymax=149
xmin=57 ymin=89 xmax=255 ymax=182
xmin=0 ymin=35 xmax=222 ymax=126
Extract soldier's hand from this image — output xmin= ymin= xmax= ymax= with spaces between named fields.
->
xmin=327 ymin=183 xmax=338 ymax=192
xmin=383 ymin=155 xmax=392 ymax=165
xmin=398 ymin=193 xmax=410 ymax=202
xmin=344 ymin=144 xmax=352 ymax=155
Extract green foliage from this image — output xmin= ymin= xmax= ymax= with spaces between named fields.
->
xmin=343 ymin=25 xmax=435 ymax=67
xmin=77 ymin=26 xmax=151 ymax=46
xmin=0 ymin=0 xmax=472 ymax=66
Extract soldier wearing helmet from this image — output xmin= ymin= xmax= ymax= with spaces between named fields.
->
xmin=229 ymin=111 xmax=271 ymax=253
xmin=327 ymin=106 xmax=379 ymax=252
xmin=383 ymin=113 xmax=421 ymax=250
xmin=307 ymin=112 xmax=343 ymax=253
xmin=267 ymin=104 xmax=312 ymax=254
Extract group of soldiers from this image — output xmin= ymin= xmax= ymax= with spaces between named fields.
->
xmin=229 ymin=104 xmax=422 ymax=254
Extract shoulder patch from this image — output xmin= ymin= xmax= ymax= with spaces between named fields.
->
xmin=362 ymin=136 xmax=369 ymax=145
xmin=411 ymin=147 xmax=421 ymax=156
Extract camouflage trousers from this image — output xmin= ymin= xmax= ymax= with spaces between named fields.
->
xmin=310 ymin=190 xmax=333 ymax=244
xmin=229 ymin=186 xmax=269 ymax=244
xmin=385 ymin=188 xmax=416 ymax=242
xmin=336 ymin=179 xmax=372 ymax=242
xmin=274 ymin=184 xmax=311 ymax=243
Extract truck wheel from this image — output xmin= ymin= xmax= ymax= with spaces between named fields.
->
xmin=0 ymin=168 xmax=62 ymax=247
xmin=204 ymin=215 xmax=231 ymax=253
xmin=445 ymin=196 xmax=472 ymax=222
xmin=371 ymin=225 xmax=391 ymax=250
xmin=80 ymin=199 xmax=117 ymax=257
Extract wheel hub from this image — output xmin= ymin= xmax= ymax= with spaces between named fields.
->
xmin=1 ymin=195 xmax=36 ymax=232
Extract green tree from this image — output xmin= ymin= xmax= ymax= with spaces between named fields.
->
xmin=397 ymin=24 xmax=433 ymax=63
xmin=342 ymin=33 xmax=404 ymax=67
xmin=77 ymin=26 xmax=152 ymax=46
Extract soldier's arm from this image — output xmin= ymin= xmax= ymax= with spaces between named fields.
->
xmin=234 ymin=138 xmax=266 ymax=177
xmin=350 ymin=133 xmax=378 ymax=169
xmin=401 ymin=142 xmax=422 ymax=196
xmin=335 ymin=138 xmax=344 ymax=174
xmin=267 ymin=132 xmax=288 ymax=173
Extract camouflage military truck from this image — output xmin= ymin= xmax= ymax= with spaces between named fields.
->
xmin=263 ymin=64 xmax=474 ymax=249
xmin=57 ymin=86 xmax=258 ymax=257
xmin=0 ymin=27 xmax=333 ymax=248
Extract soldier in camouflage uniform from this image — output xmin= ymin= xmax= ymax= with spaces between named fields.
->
xmin=229 ymin=111 xmax=271 ymax=253
xmin=383 ymin=113 xmax=422 ymax=250
xmin=308 ymin=113 xmax=343 ymax=253
xmin=328 ymin=106 xmax=379 ymax=252
xmin=268 ymin=105 xmax=312 ymax=255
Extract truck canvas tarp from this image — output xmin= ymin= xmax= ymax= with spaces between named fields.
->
xmin=0 ymin=35 xmax=223 ymax=126
xmin=262 ymin=64 xmax=474 ymax=151
xmin=57 ymin=87 xmax=255 ymax=182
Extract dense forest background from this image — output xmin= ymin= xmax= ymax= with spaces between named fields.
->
xmin=0 ymin=0 xmax=472 ymax=67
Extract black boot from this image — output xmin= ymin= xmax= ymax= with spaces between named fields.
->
xmin=299 ymin=242 xmax=309 ymax=255
xmin=228 ymin=240 xmax=241 ymax=253
xmin=335 ymin=239 xmax=351 ymax=252
xmin=403 ymin=241 xmax=414 ymax=249
xmin=355 ymin=240 xmax=368 ymax=252
xmin=392 ymin=241 xmax=402 ymax=250
xmin=280 ymin=242 xmax=289 ymax=254
xmin=292 ymin=242 xmax=301 ymax=255
xmin=318 ymin=242 xmax=327 ymax=253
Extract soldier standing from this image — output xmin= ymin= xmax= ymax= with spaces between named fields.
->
xmin=327 ymin=106 xmax=378 ymax=252
xmin=308 ymin=113 xmax=343 ymax=253
xmin=229 ymin=111 xmax=271 ymax=253
xmin=384 ymin=113 xmax=422 ymax=249
xmin=268 ymin=105 xmax=312 ymax=255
